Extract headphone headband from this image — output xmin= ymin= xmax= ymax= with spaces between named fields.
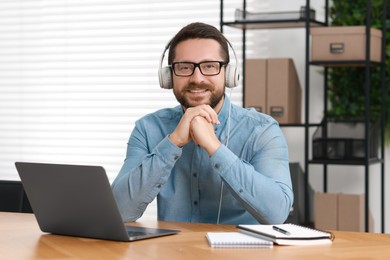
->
xmin=158 ymin=39 xmax=240 ymax=89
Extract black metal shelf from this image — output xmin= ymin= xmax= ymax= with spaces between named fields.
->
xmin=310 ymin=60 xmax=383 ymax=67
xmin=222 ymin=19 xmax=325 ymax=30
xmin=309 ymin=158 xmax=383 ymax=166
xmin=220 ymin=0 xmax=386 ymax=233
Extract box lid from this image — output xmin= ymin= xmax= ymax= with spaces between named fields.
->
xmin=311 ymin=26 xmax=382 ymax=37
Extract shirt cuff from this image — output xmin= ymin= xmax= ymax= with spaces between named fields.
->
xmin=210 ymin=144 xmax=236 ymax=173
xmin=154 ymin=135 xmax=183 ymax=163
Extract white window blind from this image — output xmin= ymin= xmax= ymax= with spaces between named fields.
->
xmin=0 ymin=0 xmax=258 ymax=182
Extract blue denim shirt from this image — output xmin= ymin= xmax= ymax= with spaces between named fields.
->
xmin=112 ymin=96 xmax=293 ymax=224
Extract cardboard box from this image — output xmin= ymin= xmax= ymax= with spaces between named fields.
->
xmin=338 ymin=193 xmax=364 ymax=232
xmin=315 ymin=192 xmax=338 ymax=230
xmin=244 ymin=59 xmax=267 ymax=113
xmin=311 ymin=26 xmax=382 ymax=62
xmin=244 ymin=58 xmax=301 ymax=124
xmin=267 ymin=58 xmax=301 ymax=124
xmin=315 ymin=192 xmax=370 ymax=232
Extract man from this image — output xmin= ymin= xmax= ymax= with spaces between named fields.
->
xmin=112 ymin=22 xmax=293 ymax=224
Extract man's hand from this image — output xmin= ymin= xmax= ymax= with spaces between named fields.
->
xmin=190 ymin=116 xmax=221 ymax=156
xmin=169 ymin=104 xmax=220 ymax=148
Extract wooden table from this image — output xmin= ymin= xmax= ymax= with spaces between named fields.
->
xmin=1 ymin=212 xmax=390 ymax=259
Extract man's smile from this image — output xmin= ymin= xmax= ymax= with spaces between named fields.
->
xmin=189 ymin=89 xmax=207 ymax=93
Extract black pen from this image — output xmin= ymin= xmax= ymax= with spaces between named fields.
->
xmin=272 ymin=225 xmax=291 ymax=235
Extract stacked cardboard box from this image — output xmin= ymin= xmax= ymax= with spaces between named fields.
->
xmin=245 ymin=58 xmax=301 ymax=124
xmin=315 ymin=192 xmax=372 ymax=232
xmin=311 ymin=26 xmax=382 ymax=62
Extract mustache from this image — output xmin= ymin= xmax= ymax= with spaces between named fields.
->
xmin=184 ymin=83 xmax=213 ymax=91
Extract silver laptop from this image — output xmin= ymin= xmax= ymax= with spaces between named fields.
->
xmin=15 ymin=162 xmax=179 ymax=242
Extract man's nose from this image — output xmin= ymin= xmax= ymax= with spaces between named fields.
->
xmin=189 ymin=66 xmax=205 ymax=82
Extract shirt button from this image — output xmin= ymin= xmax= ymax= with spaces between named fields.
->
xmin=215 ymin=164 xmax=220 ymax=169
xmin=193 ymin=173 xmax=197 ymax=178
xmin=239 ymin=188 xmax=243 ymax=193
xmin=193 ymin=201 xmax=198 ymax=205
xmin=174 ymin=155 xmax=179 ymax=160
xmin=157 ymin=184 xmax=162 ymax=188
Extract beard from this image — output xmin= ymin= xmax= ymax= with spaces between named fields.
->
xmin=173 ymin=82 xmax=225 ymax=109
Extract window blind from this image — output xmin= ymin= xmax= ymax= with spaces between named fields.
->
xmin=0 ymin=0 xmax=263 ymax=182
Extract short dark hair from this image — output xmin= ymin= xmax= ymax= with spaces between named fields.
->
xmin=167 ymin=22 xmax=230 ymax=65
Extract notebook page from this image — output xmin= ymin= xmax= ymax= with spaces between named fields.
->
xmin=239 ymin=224 xmax=332 ymax=239
xmin=206 ymin=232 xmax=273 ymax=248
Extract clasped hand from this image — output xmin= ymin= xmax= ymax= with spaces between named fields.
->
xmin=169 ymin=104 xmax=222 ymax=156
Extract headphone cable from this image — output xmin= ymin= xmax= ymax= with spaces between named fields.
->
xmin=216 ymin=87 xmax=233 ymax=224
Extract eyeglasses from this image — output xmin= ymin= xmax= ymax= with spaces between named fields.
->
xmin=171 ymin=61 xmax=226 ymax=77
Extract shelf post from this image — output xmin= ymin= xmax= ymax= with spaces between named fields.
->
xmin=380 ymin=0 xmax=387 ymax=234
xmin=322 ymin=0 xmax=330 ymax=194
xmin=220 ymin=0 xmax=224 ymax=32
xmin=241 ymin=0 xmax=247 ymax=106
xmin=303 ymin=0 xmax=311 ymax=227
xmin=363 ymin=0 xmax=372 ymax=233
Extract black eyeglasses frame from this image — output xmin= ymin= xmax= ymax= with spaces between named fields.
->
xmin=170 ymin=61 xmax=226 ymax=77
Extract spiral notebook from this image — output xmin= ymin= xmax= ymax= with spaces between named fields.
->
xmin=206 ymin=232 xmax=273 ymax=248
xmin=237 ymin=223 xmax=334 ymax=246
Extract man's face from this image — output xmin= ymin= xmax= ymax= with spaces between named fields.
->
xmin=172 ymin=39 xmax=226 ymax=112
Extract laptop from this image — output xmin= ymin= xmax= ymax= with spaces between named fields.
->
xmin=15 ymin=162 xmax=179 ymax=242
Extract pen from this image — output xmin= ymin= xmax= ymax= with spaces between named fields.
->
xmin=272 ymin=225 xmax=291 ymax=235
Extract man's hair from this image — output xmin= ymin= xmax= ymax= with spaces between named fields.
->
xmin=167 ymin=22 xmax=230 ymax=65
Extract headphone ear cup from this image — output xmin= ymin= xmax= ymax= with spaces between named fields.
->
xmin=225 ymin=64 xmax=239 ymax=88
xmin=158 ymin=66 xmax=173 ymax=89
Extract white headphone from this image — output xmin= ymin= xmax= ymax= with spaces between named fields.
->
xmin=158 ymin=39 xmax=240 ymax=89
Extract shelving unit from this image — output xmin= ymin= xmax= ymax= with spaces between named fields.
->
xmin=220 ymin=0 xmax=386 ymax=233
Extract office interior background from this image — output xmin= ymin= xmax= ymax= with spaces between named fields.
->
xmin=0 ymin=0 xmax=388 ymax=233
